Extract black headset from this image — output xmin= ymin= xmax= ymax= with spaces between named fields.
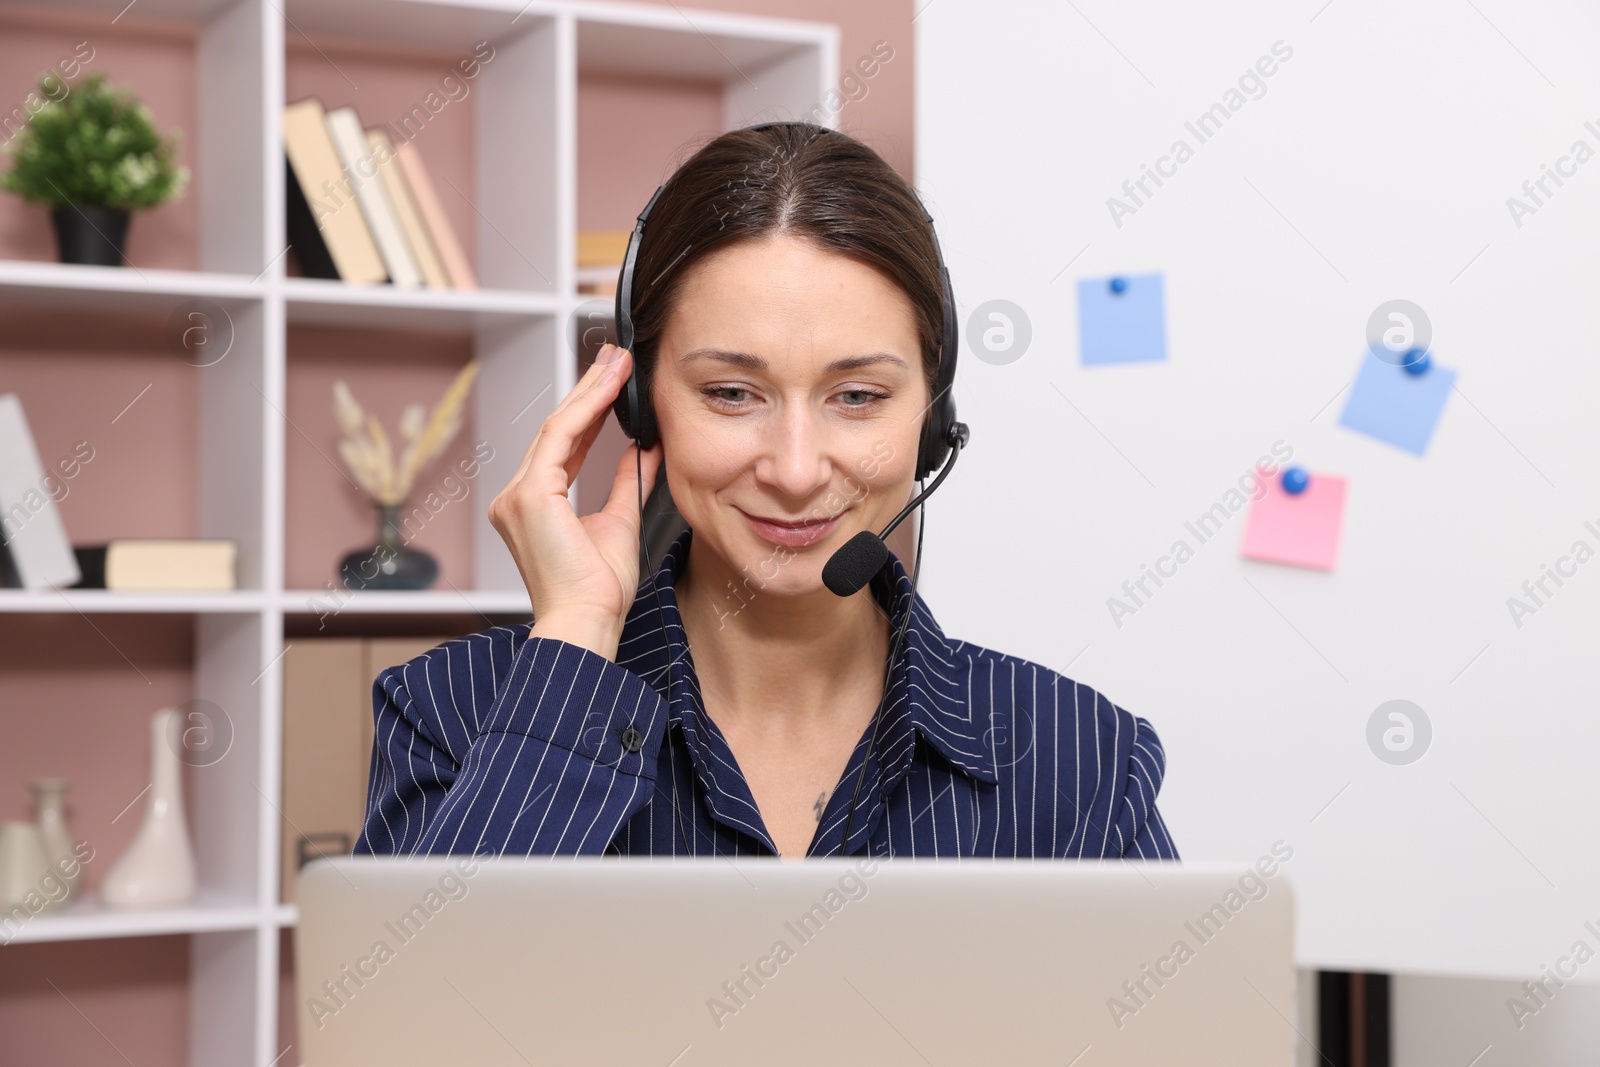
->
xmin=609 ymin=120 xmax=967 ymax=858
xmin=611 ymin=122 xmax=964 ymax=482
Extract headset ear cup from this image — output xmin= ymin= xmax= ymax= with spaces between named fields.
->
xmin=611 ymin=370 xmax=635 ymax=440
xmin=619 ymin=368 xmax=657 ymax=451
xmin=636 ymin=397 xmax=657 ymax=452
xmin=918 ymin=406 xmax=951 ymax=481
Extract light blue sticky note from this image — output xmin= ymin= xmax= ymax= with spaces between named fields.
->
xmin=1077 ymin=272 xmax=1167 ymax=365
xmin=1338 ymin=349 xmax=1456 ymax=455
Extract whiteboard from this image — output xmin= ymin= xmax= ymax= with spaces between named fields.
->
xmin=916 ymin=0 xmax=1600 ymax=980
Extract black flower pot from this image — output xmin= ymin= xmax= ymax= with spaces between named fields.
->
xmin=51 ymin=205 xmax=130 ymax=266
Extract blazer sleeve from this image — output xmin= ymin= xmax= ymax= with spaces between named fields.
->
xmin=355 ymin=633 xmax=671 ymax=857
xmin=1113 ymin=715 xmax=1180 ymax=860
xmin=1056 ymin=678 xmax=1180 ymax=861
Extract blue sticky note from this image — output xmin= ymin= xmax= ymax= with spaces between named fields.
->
xmin=1077 ymin=272 xmax=1167 ymax=365
xmin=1338 ymin=349 xmax=1456 ymax=455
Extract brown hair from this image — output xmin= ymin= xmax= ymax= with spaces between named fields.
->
xmin=626 ymin=122 xmax=945 ymax=413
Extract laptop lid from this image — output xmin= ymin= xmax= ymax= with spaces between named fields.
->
xmin=295 ymin=855 xmax=1295 ymax=1066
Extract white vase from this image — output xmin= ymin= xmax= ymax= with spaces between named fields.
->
xmin=0 ymin=820 xmax=55 ymax=913
xmin=30 ymin=778 xmax=82 ymax=900
xmin=101 ymin=709 xmax=197 ymax=908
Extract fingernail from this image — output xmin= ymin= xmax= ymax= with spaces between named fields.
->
xmin=600 ymin=344 xmax=622 ymax=365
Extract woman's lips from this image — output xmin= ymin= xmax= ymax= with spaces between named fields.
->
xmin=740 ymin=509 xmax=842 ymax=548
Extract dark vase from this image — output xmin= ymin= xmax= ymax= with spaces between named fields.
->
xmin=51 ymin=205 xmax=131 ymax=266
xmin=339 ymin=503 xmax=438 ymax=591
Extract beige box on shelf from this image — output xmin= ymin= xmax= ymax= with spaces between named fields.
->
xmin=281 ymin=636 xmax=453 ymax=902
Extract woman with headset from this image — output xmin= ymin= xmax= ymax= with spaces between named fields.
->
xmin=356 ymin=122 xmax=1177 ymax=862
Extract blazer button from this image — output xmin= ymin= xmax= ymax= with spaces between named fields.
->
xmin=619 ymin=724 xmax=644 ymax=753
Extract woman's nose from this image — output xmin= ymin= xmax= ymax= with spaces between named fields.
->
xmin=754 ymin=405 xmax=833 ymax=500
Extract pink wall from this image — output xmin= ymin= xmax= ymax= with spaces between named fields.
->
xmin=0 ymin=2 xmax=916 ymax=1063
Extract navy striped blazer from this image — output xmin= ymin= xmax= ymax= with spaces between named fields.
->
xmin=355 ymin=526 xmax=1178 ymax=860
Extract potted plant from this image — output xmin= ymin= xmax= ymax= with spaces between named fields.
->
xmin=1 ymin=72 xmax=188 ymax=266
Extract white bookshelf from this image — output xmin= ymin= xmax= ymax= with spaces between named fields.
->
xmin=0 ymin=0 xmax=836 ymax=1063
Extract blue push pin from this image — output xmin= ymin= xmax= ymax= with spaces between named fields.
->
xmin=1281 ymin=466 xmax=1310 ymax=495
xmin=1400 ymin=347 xmax=1431 ymax=376
xmin=1108 ymin=276 xmax=1128 ymax=295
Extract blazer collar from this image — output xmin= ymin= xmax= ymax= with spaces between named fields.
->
xmin=623 ymin=525 xmax=999 ymax=789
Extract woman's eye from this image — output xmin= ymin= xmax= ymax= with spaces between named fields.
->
xmin=704 ymin=387 xmax=752 ymax=409
xmin=838 ymin=389 xmax=889 ymax=409
xmin=701 ymin=386 xmax=889 ymax=411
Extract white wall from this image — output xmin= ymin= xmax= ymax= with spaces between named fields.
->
xmin=916 ymin=0 xmax=1600 ymax=1060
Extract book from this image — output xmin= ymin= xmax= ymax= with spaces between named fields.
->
xmin=394 ymin=139 xmax=477 ymax=290
xmin=577 ymin=277 xmax=619 ymax=297
xmin=325 ymin=106 xmax=422 ymax=290
xmin=70 ymin=540 xmax=236 ymax=591
xmin=283 ymin=98 xmax=386 ymax=285
xmin=576 ymin=231 xmax=630 ymax=296
xmin=366 ymin=128 xmax=450 ymax=290
xmin=0 ymin=394 xmax=80 ymax=590
xmin=577 ymin=230 xmax=631 ymax=268
xmin=284 ymin=155 xmax=338 ymax=280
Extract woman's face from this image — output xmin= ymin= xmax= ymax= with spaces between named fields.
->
xmin=651 ymin=232 xmax=931 ymax=597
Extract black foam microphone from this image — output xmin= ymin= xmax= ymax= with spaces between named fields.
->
xmin=822 ymin=421 xmax=969 ymax=596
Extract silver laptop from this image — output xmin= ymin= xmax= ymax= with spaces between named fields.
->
xmin=296 ymin=856 xmax=1295 ymax=1066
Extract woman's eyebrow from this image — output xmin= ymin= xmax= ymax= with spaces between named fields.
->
xmin=678 ymin=348 xmax=911 ymax=373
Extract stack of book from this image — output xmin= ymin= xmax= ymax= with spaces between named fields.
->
xmin=284 ymin=98 xmax=477 ymax=290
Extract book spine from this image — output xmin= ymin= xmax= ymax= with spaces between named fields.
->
xmin=394 ymin=140 xmax=477 ymax=290
xmin=325 ymin=107 xmax=422 ymax=289
xmin=368 ymin=130 xmax=450 ymax=290
xmin=283 ymin=98 xmax=387 ymax=285
xmin=284 ymin=154 xmax=340 ymax=280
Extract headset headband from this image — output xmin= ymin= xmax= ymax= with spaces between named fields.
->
xmin=612 ymin=121 xmax=960 ymax=481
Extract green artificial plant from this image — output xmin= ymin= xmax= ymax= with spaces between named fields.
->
xmin=1 ymin=72 xmax=188 ymax=210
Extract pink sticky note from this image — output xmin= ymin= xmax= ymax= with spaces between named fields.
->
xmin=1240 ymin=472 xmax=1348 ymax=570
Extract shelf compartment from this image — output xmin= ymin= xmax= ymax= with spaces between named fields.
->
xmin=0 ymin=0 xmax=275 ymax=274
xmin=281 ymin=10 xmax=563 ymax=295
xmin=283 ymin=314 xmax=558 ymax=595
xmin=0 ymin=612 xmax=270 ymax=916
xmin=0 ymin=295 xmax=271 ymax=590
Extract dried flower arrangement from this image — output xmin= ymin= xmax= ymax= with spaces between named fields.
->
xmin=333 ymin=361 xmax=479 ymax=506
